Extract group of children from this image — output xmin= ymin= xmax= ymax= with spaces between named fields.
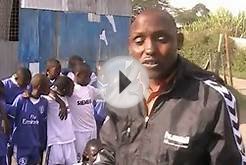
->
xmin=0 ymin=56 xmax=106 ymax=165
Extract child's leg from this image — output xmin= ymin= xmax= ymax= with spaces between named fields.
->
xmin=7 ymin=143 xmax=13 ymax=164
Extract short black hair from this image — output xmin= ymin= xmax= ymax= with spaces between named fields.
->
xmin=68 ymin=55 xmax=85 ymax=69
xmin=46 ymin=58 xmax=61 ymax=69
xmin=131 ymin=8 xmax=177 ymax=29
xmin=52 ymin=76 xmax=74 ymax=95
xmin=16 ymin=67 xmax=32 ymax=82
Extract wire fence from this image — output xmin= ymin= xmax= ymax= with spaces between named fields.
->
xmin=0 ymin=0 xmax=19 ymax=41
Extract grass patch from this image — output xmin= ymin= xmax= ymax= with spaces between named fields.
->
xmin=232 ymin=71 xmax=246 ymax=80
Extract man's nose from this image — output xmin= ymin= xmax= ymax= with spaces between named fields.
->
xmin=144 ymin=38 xmax=155 ymax=55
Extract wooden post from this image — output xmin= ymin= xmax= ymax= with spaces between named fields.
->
xmin=209 ymin=54 xmax=212 ymax=70
xmin=215 ymin=34 xmax=223 ymax=75
xmin=221 ymin=48 xmax=227 ymax=84
xmin=224 ymin=33 xmax=233 ymax=87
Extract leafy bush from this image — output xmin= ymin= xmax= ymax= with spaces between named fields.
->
xmin=181 ymin=9 xmax=246 ymax=77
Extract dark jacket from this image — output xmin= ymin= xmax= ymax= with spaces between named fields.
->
xmin=96 ymin=56 xmax=246 ymax=165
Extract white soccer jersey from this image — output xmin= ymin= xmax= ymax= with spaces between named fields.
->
xmin=47 ymin=95 xmax=76 ymax=146
xmin=67 ymin=84 xmax=97 ymax=133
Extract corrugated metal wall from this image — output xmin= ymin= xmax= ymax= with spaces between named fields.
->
xmin=0 ymin=41 xmax=18 ymax=79
xmin=21 ymin=0 xmax=132 ymax=16
xmin=19 ymin=0 xmax=131 ymax=72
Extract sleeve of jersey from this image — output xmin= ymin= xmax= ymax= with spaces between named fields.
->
xmin=209 ymin=95 xmax=246 ymax=165
xmin=97 ymin=115 xmax=116 ymax=164
xmin=7 ymin=95 xmax=22 ymax=119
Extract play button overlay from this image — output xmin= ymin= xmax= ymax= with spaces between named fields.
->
xmin=119 ymin=71 xmax=131 ymax=93
xmin=97 ymin=56 xmax=149 ymax=109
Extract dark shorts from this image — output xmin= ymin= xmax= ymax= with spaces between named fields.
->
xmin=16 ymin=147 xmax=40 ymax=165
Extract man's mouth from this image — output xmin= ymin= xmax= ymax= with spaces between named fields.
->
xmin=142 ymin=59 xmax=158 ymax=69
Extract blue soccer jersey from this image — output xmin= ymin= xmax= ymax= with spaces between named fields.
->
xmin=2 ymin=76 xmax=27 ymax=106
xmin=8 ymin=95 xmax=48 ymax=148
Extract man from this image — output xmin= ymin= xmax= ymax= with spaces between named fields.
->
xmin=95 ymin=9 xmax=246 ymax=165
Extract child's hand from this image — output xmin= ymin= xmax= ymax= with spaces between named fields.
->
xmin=50 ymin=90 xmax=68 ymax=120
xmin=58 ymin=102 xmax=68 ymax=120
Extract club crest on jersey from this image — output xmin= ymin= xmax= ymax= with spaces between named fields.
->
xmin=39 ymin=106 xmax=45 ymax=114
xmin=18 ymin=157 xmax=27 ymax=165
xmin=163 ymin=131 xmax=190 ymax=149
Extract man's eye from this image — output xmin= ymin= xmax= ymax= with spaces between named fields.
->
xmin=157 ymin=36 xmax=168 ymax=43
xmin=134 ymin=37 xmax=144 ymax=45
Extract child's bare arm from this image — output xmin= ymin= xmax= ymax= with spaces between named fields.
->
xmin=0 ymin=105 xmax=10 ymax=135
xmin=49 ymin=90 xmax=68 ymax=120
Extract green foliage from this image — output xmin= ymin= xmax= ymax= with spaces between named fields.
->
xmin=175 ymin=3 xmax=209 ymax=25
xmin=232 ymin=49 xmax=246 ymax=74
xmin=131 ymin=0 xmax=173 ymax=15
xmin=181 ymin=9 xmax=246 ymax=76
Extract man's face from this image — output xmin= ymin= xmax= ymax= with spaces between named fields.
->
xmin=129 ymin=11 xmax=178 ymax=80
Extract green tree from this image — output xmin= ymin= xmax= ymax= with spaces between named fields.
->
xmin=181 ymin=9 xmax=246 ymax=77
xmin=131 ymin=0 xmax=173 ymax=15
xmin=175 ymin=3 xmax=209 ymax=25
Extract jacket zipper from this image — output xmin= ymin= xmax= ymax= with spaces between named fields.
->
xmin=144 ymin=116 xmax=149 ymax=128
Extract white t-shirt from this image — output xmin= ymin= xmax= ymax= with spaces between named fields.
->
xmin=47 ymin=95 xmax=75 ymax=146
xmin=67 ymin=84 xmax=97 ymax=133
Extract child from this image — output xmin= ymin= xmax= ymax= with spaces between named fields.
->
xmin=65 ymin=55 xmax=85 ymax=81
xmin=8 ymin=74 xmax=49 ymax=165
xmin=46 ymin=76 xmax=77 ymax=165
xmin=45 ymin=58 xmax=61 ymax=86
xmin=0 ymin=81 xmax=10 ymax=165
xmin=2 ymin=67 xmax=32 ymax=108
xmin=2 ymin=67 xmax=32 ymax=164
xmin=67 ymin=64 xmax=99 ymax=162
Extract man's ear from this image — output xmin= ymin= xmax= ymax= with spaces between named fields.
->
xmin=177 ymin=32 xmax=184 ymax=50
xmin=128 ymin=37 xmax=133 ymax=56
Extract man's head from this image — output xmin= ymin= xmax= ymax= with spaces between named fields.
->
xmin=46 ymin=58 xmax=61 ymax=81
xmin=74 ymin=63 xmax=91 ymax=86
xmin=68 ymin=55 xmax=85 ymax=72
xmin=52 ymin=76 xmax=74 ymax=97
xmin=129 ymin=9 xmax=183 ymax=80
xmin=15 ymin=67 xmax=32 ymax=88
xmin=31 ymin=74 xmax=50 ymax=96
